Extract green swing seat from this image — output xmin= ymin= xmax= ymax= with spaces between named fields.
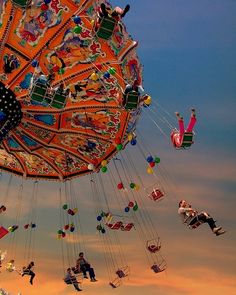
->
xmin=51 ymin=90 xmax=67 ymax=109
xmin=124 ymin=91 xmax=140 ymax=110
xmin=181 ymin=132 xmax=194 ymax=148
xmin=96 ymin=16 xmax=117 ymax=40
xmin=12 ymin=0 xmax=32 ymax=8
xmin=30 ymin=82 xmax=48 ymax=103
xmin=30 ymin=82 xmax=67 ymax=109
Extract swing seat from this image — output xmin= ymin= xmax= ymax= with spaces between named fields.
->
xmin=72 ymin=267 xmax=80 ymax=274
xmin=181 ymin=132 xmax=194 ymax=148
xmin=107 ymin=221 xmax=123 ymax=230
xmin=148 ymin=189 xmax=164 ymax=202
xmin=124 ymin=91 xmax=140 ymax=110
xmin=22 ymin=267 xmax=31 ymax=275
xmin=105 ymin=213 xmax=113 ymax=224
xmin=30 ymin=83 xmax=67 ymax=109
xmin=189 ymin=220 xmax=203 ymax=229
xmin=50 ymin=91 xmax=67 ymax=109
xmin=116 ymin=270 xmax=126 ymax=278
xmin=96 ymin=16 xmax=117 ymax=40
xmin=30 ymin=82 xmax=48 ymax=103
xmin=151 ymin=264 xmax=165 ymax=273
xmin=147 ymin=244 xmax=161 ymax=253
xmin=109 ymin=282 xmax=118 ymax=288
xmin=146 ymin=238 xmax=161 ymax=253
xmin=109 ymin=278 xmax=121 ymax=288
xmin=12 ymin=0 xmax=32 ymax=8
xmin=64 ymin=277 xmax=78 ymax=284
xmin=120 ymin=223 xmax=134 ymax=231
xmin=183 ymin=212 xmax=203 ymax=229
xmin=115 ymin=266 xmax=129 ymax=278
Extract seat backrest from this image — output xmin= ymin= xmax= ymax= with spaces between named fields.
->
xmin=149 ymin=189 xmax=164 ymax=201
xmin=64 ymin=278 xmax=72 ymax=285
xmin=125 ymin=91 xmax=140 ymax=110
xmin=30 ymin=83 xmax=67 ymax=109
xmin=12 ymin=0 xmax=31 ymax=8
xmin=151 ymin=264 xmax=161 ymax=273
xmin=30 ymin=83 xmax=48 ymax=103
xmin=184 ymin=212 xmax=203 ymax=229
xmin=97 ymin=16 xmax=117 ymax=40
xmin=51 ymin=92 xmax=67 ymax=109
xmin=121 ymin=223 xmax=134 ymax=231
xmin=189 ymin=220 xmax=203 ymax=229
xmin=181 ymin=132 xmax=194 ymax=147
xmin=116 ymin=270 xmax=125 ymax=278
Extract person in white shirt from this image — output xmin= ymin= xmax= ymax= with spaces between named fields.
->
xmin=178 ymin=200 xmax=225 ymax=236
xmin=64 ymin=268 xmax=82 ymax=292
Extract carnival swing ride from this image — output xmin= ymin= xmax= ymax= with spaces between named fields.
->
xmin=0 ymin=0 xmax=188 ymax=292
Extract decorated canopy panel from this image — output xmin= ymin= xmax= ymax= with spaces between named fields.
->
xmin=0 ymin=0 xmax=142 ymax=180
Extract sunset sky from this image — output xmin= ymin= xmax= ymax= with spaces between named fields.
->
xmin=1 ymin=0 xmax=236 ymax=294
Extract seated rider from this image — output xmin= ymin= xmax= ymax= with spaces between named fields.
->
xmin=178 ymin=200 xmax=226 ymax=236
xmin=98 ymin=3 xmax=130 ymax=21
xmin=124 ymin=79 xmax=143 ymax=95
xmin=0 ymin=251 xmax=7 ymax=271
xmin=6 ymin=259 xmax=16 ymax=272
xmin=35 ymin=73 xmax=48 ymax=85
xmin=76 ymin=252 xmax=97 ymax=282
xmin=122 ymin=80 xmax=143 ymax=107
xmin=0 ymin=205 xmax=6 ymax=213
xmin=64 ymin=267 xmax=82 ymax=292
xmin=22 ymin=261 xmax=36 ymax=285
xmin=171 ymin=108 xmax=197 ymax=148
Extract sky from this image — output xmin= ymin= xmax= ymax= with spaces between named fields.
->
xmin=1 ymin=0 xmax=236 ymax=294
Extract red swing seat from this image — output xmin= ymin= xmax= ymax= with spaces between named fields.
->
xmin=0 ymin=226 xmax=9 ymax=239
xmin=148 ymin=189 xmax=164 ymax=202
xmin=146 ymin=238 xmax=161 ymax=253
xmin=121 ymin=223 xmax=134 ymax=231
xmin=106 ymin=221 xmax=123 ymax=230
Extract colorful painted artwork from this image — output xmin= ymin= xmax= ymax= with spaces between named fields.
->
xmin=15 ymin=0 xmax=65 ymax=46
xmin=0 ymin=0 xmax=142 ymax=180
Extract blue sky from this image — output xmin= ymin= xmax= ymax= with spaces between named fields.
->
xmin=1 ymin=0 xmax=236 ymax=294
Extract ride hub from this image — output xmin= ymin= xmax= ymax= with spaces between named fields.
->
xmin=0 ymin=82 xmax=22 ymax=143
